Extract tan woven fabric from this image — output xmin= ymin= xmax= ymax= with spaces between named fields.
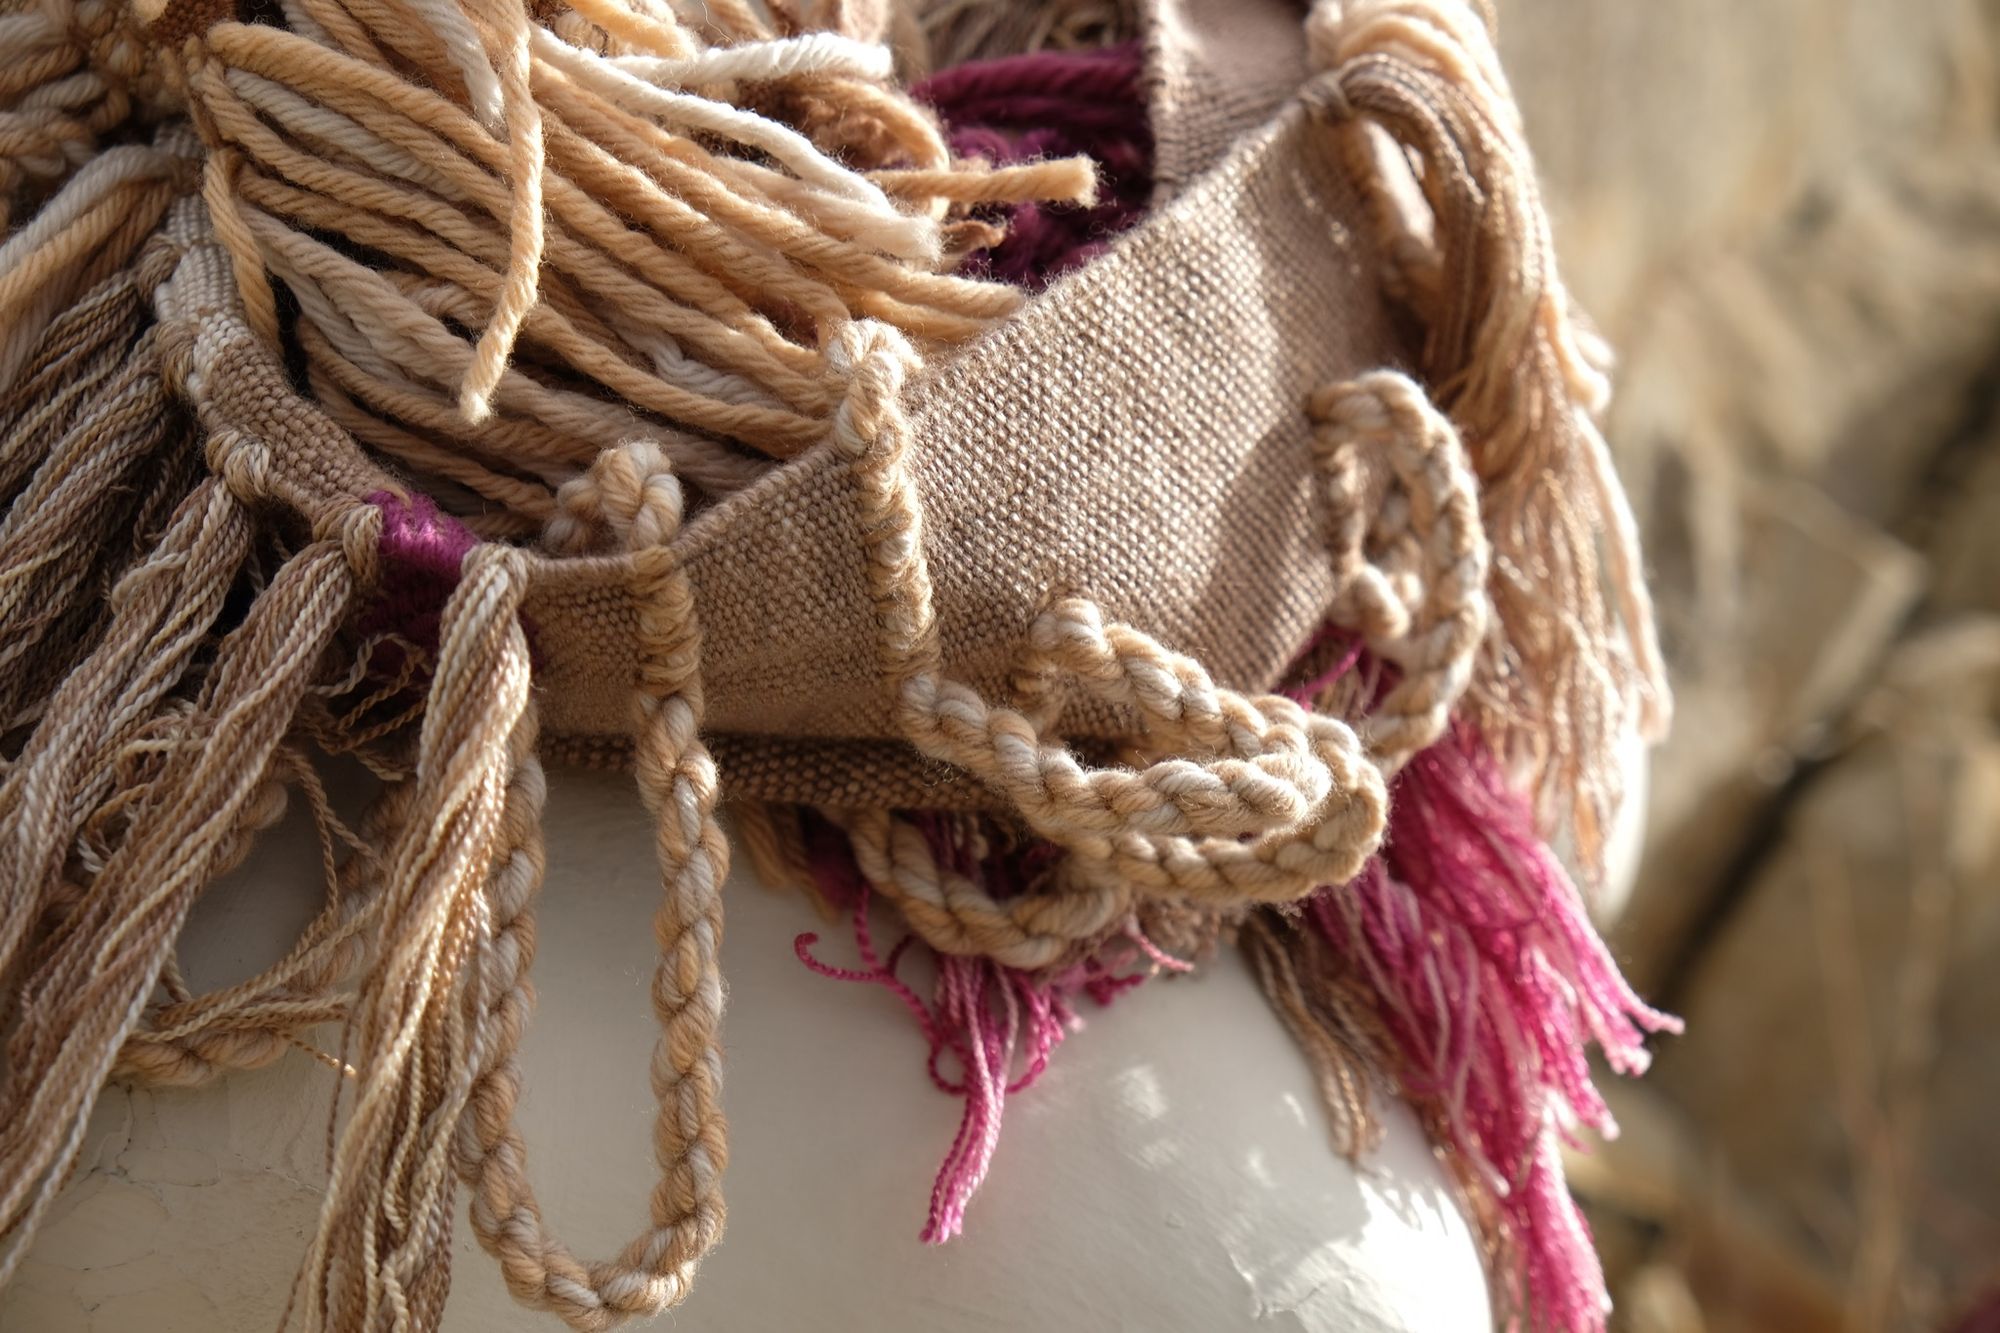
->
xmin=1146 ymin=0 xmax=1309 ymax=196
xmin=536 ymin=105 xmax=1398 ymax=812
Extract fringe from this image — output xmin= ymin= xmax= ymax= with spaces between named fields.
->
xmin=1304 ymin=0 xmax=1673 ymax=876
xmin=794 ymin=861 xmax=1198 ymax=1245
xmin=0 ymin=510 xmax=370 ymax=1287
xmin=1255 ymin=721 xmax=1680 ymax=1333
xmin=294 ymin=545 xmax=538 ymax=1331
xmin=0 ymin=277 xmax=201 ymax=729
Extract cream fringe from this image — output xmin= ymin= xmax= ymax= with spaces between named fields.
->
xmin=1305 ymin=0 xmax=1672 ymax=870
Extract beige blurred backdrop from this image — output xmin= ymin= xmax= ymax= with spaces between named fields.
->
xmin=1501 ymin=4 xmax=2000 ymax=1330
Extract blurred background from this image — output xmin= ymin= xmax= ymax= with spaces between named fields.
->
xmin=1496 ymin=3 xmax=2000 ymax=1330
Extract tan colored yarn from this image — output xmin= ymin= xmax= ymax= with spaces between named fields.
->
xmin=1304 ymin=0 xmax=1671 ymax=867
xmin=145 ymin=0 xmax=1101 ymax=532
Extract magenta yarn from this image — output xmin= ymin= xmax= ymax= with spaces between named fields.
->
xmin=361 ymin=489 xmax=481 ymax=652
xmin=1300 ymin=717 xmax=1680 ymax=1332
xmin=915 ymin=43 xmax=1152 ymax=287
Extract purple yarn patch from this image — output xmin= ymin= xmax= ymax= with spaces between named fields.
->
xmin=360 ymin=489 xmax=482 ymax=654
xmin=915 ymin=42 xmax=1153 ymax=288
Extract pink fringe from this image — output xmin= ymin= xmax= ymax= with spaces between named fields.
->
xmin=1306 ymin=723 xmax=1680 ymax=1331
xmin=796 ymin=809 xmax=1185 ymax=1243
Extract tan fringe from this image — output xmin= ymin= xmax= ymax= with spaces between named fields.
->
xmin=1240 ymin=910 xmax=1389 ymax=1159
xmin=0 ymin=305 xmax=199 ymax=729
xmin=294 ymin=545 xmax=538 ymax=1331
xmin=116 ymin=760 xmax=415 ymax=1086
xmin=0 ymin=138 xmax=191 ymax=392
xmin=0 ymin=510 xmax=371 ymax=1286
xmin=1304 ymin=0 xmax=1672 ymax=873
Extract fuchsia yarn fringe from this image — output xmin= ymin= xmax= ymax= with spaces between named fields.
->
xmin=1302 ymin=717 xmax=1681 ymax=1332
xmin=915 ymin=43 xmax=1151 ymax=287
xmin=795 ymin=840 xmax=1180 ymax=1243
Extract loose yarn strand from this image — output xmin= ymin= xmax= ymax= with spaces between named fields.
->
xmin=458 ymin=0 xmax=545 ymax=424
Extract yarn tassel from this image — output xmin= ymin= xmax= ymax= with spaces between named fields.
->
xmin=796 ymin=886 xmax=1087 ymax=1243
xmin=0 ymin=505 xmax=369 ymax=1287
xmin=1263 ymin=722 xmax=1679 ymax=1332
xmin=0 ymin=312 xmax=199 ymax=730
xmin=795 ymin=802 xmax=1198 ymax=1245
xmin=294 ymin=543 xmax=539 ymax=1332
xmin=1305 ymin=0 xmax=1671 ymax=873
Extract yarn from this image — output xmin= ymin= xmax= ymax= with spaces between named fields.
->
xmin=0 ymin=2 xmax=1683 ymax=1329
xmin=915 ymin=42 xmax=1151 ymax=285
xmin=1304 ymin=0 xmax=1673 ymax=872
xmin=152 ymin=0 xmax=1102 ymax=530
xmin=796 ymin=865 xmax=1190 ymax=1245
xmin=1279 ymin=708 xmax=1681 ymax=1332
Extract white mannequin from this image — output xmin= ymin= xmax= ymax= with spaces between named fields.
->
xmin=1 ymin=767 xmax=1491 ymax=1331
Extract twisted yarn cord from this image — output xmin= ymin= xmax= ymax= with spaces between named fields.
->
xmin=434 ymin=443 xmax=726 ymax=1331
xmin=294 ymin=544 xmax=537 ymax=1332
xmin=825 ymin=320 xmax=1388 ymax=905
xmin=834 ymin=805 xmax=1131 ymax=971
xmin=1304 ymin=0 xmax=1670 ymax=873
xmin=1307 ymin=369 xmax=1490 ymax=775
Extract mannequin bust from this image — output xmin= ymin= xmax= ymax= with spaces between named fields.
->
xmin=1 ymin=766 xmax=1492 ymax=1331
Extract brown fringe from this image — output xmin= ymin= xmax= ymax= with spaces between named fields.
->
xmin=294 ymin=546 xmax=538 ymax=1331
xmin=1304 ymin=0 xmax=1672 ymax=873
xmin=0 ymin=278 xmax=202 ymax=728
xmin=0 ymin=514 xmax=369 ymax=1285
xmin=1240 ymin=909 xmax=1388 ymax=1159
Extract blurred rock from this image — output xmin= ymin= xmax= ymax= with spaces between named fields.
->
xmin=1658 ymin=620 xmax=2000 ymax=1329
xmin=1612 ymin=481 xmax=1924 ymax=991
xmin=1500 ymin=0 xmax=2000 ymax=984
xmin=1490 ymin=7 xmax=2000 ymax=1324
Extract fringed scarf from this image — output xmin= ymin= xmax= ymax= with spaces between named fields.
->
xmin=0 ymin=1 xmax=1674 ymax=1330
